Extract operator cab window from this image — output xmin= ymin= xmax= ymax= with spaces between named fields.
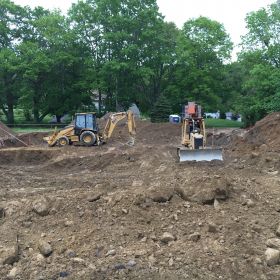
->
xmin=75 ymin=114 xmax=96 ymax=130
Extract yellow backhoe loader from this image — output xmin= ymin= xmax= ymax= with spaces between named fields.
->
xmin=177 ymin=102 xmax=223 ymax=162
xmin=44 ymin=111 xmax=136 ymax=147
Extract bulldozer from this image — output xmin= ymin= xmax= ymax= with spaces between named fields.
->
xmin=44 ymin=111 xmax=136 ymax=147
xmin=177 ymin=102 xmax=223 ymax=162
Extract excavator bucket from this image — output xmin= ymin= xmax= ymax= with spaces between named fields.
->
xmin=178 ymin=148 xmax=223 ymax=162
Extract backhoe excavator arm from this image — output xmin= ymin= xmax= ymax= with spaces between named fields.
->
xmin=101 ymin=111 xmax=136 ymax=143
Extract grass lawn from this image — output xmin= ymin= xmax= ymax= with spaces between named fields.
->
xmin=205 ymin=118 xmax=243 ymax=128
xmin=12 ymin=127 xmax=53 ymax=133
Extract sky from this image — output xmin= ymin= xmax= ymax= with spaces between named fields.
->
xmin=13 ymin=0 xmax=275 ymax=57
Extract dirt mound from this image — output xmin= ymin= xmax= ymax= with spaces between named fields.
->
xmin=0 ymin=148 xmax=59 ymax=165
xmin=244 ymin=112 xmax=280 ymax=150
xmin=230 ymin=113 xmax=280 ymax=156
xmin=0 ymin=121 xmax=16 ymax=139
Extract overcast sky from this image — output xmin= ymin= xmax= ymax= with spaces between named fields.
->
xmin=13 ymin=0 xmax=275 ymax=56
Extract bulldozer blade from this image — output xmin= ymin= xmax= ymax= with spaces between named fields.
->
xmin=178 ymin=148 xmax=223 ymax=162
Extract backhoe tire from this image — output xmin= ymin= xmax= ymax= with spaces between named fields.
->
xmin=80 ymin=131 xmax=96 ymax=146
xmin=57 ymin=136 xmax=69 ymax=147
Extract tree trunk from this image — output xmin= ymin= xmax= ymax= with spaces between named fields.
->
xmin=98 ymin=90 xmax=102 ymax=114
xmin=56 ymin=115 xmax=62 ymax=123
xmin=33 ymin=102 xmax=40 ymax=123
xmin=6 ymin=92 xmax=14 ymax=124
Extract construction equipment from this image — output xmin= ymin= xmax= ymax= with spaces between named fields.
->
xmin=44 ymin=111 xmax=136 ymax=147
xmin=177 ymin=102 xmax=223 ymax=162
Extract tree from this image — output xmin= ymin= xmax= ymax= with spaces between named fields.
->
xmin=239 ymin=3 xmax=280 ymax=125
xmin=150 ymin=94 xmax=172 ymax=123
xmin=0 ymin=0 xmax=27 ymax=123
xmin=164 ymin=17 xmax=233 ymax=113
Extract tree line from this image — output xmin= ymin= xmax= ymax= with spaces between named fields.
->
xmin=0 ymin=0 xmax=279 ymax=126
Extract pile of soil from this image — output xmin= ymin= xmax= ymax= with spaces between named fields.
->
xmin=0 ymin=121 xmax=16 ymax=139
xmin=244 ymin=112 xmax=280 ymax=150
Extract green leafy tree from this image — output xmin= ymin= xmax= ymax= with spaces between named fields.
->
xmin=239 ymin=3 xmax=280 ymax=125
xmin=165 ymin=17 xmax=233 ymax=113
xmin=0 ymin=0 xmax=27 ymax=123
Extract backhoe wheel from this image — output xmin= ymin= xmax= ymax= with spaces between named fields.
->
xmin=80 ymin=131 xmax=96 ymax=146
xmin=57 ymin=136 xmax=69 ymax=147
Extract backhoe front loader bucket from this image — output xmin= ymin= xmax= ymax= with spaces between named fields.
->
xmin=178 ymin=148 xmax=223 ymax=162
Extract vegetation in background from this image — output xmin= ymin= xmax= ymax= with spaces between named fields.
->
xmin=0 ymin=0 xmax=279 ymax=127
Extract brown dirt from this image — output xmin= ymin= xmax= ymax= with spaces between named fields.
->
xmin=0 ymin=121 xmax=16 ymax=138
xmin=0 ymin=115 xmax=280 ymax=279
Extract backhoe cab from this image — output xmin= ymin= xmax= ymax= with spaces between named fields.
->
xmin=44 ymin=111 xmax=136 ymax=147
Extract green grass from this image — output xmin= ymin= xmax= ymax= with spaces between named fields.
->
xmin=205 ymin=118 xmax=243 ymax=128
xmin=12 ymin=127 xmax=53 ymax=133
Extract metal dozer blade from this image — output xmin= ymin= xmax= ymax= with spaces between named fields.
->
xmin=178 ymin=148 xmax=223 ymax=162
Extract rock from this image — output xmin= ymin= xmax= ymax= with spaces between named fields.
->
xmin=35 ymin=253 xmax=45 ymax=262
xmin=266 ymin=238 xmax=280 ymax=250
xmin=189 ymin=232 xmax=201 ymax=242
xmin=7 ymin=267 xmax=19 ymax=278
xmin=105 ymin=249 xmax=116 ymax=257
xmin=168 ymin=258 xmax=174 ymax=266
xmin=127 ymin=259 xmax=137 ymax=267
xmin=214 ymin=199 xmax=220 ymax=210
xmin=66 ymin=250 xmax=76 ymax=258
xmin=259 ymin=144 xmax=268 ymax=152
xmin=87 ymin=193 xmax=102 ymax=202
xmin=161 ymin=232 xmax=175 ymax=243
xmin=251 ymin=152 xmax=259 ymax=158
xmin=32 ymin=197 xmax=50 ymax=217
xmin=246 ymin=199 xmax=255 ymax=208
xmin=265 ymin=248 xmax=280 ymax=266
xmin=0 ymin=245 xmax=19 ymax=265
xmin=64 ymin=220 xmax=73 ymax=227
xmin=59 ymin=272 xmax=69 ymax=278
xmin=114 ymin=263 xmax=126 ymax=270
xmin=208 ymin=222 xmax=217 ymax=233
xmin=190 ymin=178 xmax=231 ymax=205
xmin=148 ymin=255 xmax=157 ymax=265
xmin=276 ymin=224 xmax=280 ymax=237
xmin=38 ymin=241 xmax=52 ymax=257
xmin=134 ymin=249 xmax=147 ymax=258
xmin=73 ymin=257 xmax=85 ymax=263
xmin=0 ymin=207 xmax=5 ymax=218
xmin=149 ymin=188 xmax=173 ymax=203
xmin=122 ymin=208 xmax=128 ymax=214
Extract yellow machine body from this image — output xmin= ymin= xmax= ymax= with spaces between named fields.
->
xmin=178 ymin=102 xmax=223 ymax=162
xmin=44 ymin=111 xmax=136 ymax=147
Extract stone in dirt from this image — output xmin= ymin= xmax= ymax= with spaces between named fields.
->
xmin=32 ymin=197 xmax=50 ymax=217
xmin=38 ymin=241 xmax=52 ymax=257
xmin=189 ymin=232 xmax=201 ymax=242
xmin=7 ymin=267 xmax=19 ymax=278
xmin=265 ymin=248 xmax=280 ymax=266
xmin=208 ymin=222 xmax=217 ymax=233
xmin=149 ymin=188 xmax=173 ymax=203
xmin=161 ymin=232 xmax=175 ymax=243
xmin=266 ymin=238 xmax=280 ymax=250
xmin=0 ymin=207 xmax=5 ymax=218
xmin=87 ymin=192 xmax=103 ymax=202
xmin=127 ymin=259 xmax=137 ymax=267
xmin=0 ymin=245 xmax=19 ymax=265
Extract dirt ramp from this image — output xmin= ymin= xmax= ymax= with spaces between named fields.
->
xmin=0 ymin=148 xmax=60 ymax=165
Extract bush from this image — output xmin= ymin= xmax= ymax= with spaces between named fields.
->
xmin=242 ymin=104 xmax=267 ymax=127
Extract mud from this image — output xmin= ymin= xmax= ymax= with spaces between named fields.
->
xmin=0 ymin=114 xmax=280 ymax=279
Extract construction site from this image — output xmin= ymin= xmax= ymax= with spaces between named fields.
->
xmin=0 ymin=111 xmax=280 ymax=280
